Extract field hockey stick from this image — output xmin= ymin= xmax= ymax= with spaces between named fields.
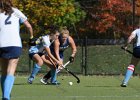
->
xmin=56 ymin=61 xmax=70 ymax=73
xmin=62 ymin=61 xmax=80 ymax=83
xmin=121 ymin=46 xmax=133 ymax=54
xmin=46 ymin=55 xmax=80 ymax=83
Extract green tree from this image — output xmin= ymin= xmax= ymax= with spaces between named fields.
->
xmin=13 ymin=0 xmax=86 ymax=35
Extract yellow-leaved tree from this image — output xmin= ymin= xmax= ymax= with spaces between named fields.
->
xmin=13 ymin=0 xmax=86 ymax=35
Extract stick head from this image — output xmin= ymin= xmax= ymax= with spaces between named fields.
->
xmin=77 ymin=80 xmax=80 ymax=83
xmin=121 ymin=46 xmax=125 ymax=50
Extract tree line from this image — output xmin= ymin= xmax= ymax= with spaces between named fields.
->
xmin=13 ymin=0 xmax=140 ymax=39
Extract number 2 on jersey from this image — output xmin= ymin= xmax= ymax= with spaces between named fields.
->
xmin=5 ymin=15 xmax=11 ymax=25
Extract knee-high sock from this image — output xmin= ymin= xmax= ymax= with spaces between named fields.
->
xmin=50 ymin=69 xmax=57 ymax=83
xmin=43 ymin=71 xmax=51 ymax=79
xmin=30 ymin=64 xmax=41 ymax=78
xmin=123 ymin=65 xmax=135 ymax=84
xmin=1 ymin=75 xmax=15 ymax=100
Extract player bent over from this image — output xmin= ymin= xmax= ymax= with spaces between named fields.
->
xmin=27 ymin=28 xmax=62 ymax=85
xmin=121 ymin=28 xmax=140 ymax=87
xmin=40 ymin=27 xmax=77 ymax=85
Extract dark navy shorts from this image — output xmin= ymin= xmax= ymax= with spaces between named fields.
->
xmin=29 ymin=53 xmax=44 ymax=59
xmin=0 ymin=46 xmax=22 ymax=59
xmin=133 ymin=46 xmax=140 ymax=58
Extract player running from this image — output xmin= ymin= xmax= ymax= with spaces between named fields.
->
xmin=27 ymin=27 xmax=62 ymax=84
xmin=0 ymin=0 xmax=33 ymax=100
xmin=40 ymin=26 xmax=77 ymax=85
xmin=121 ymin=28 xmax=140 ymax=87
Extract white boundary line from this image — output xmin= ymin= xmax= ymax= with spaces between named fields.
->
xmin=0 ymin=95 xmax=140 ymax=99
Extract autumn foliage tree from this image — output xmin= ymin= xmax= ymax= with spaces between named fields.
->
xmin=78 ymin=0 xmax=140 ymax=39
xmin=136 ymin=0 xmax=140 ymax=15
xmin=13 ymin=0 xmax=86 ymax=35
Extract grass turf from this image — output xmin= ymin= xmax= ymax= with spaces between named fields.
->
xmin=1 ymin=75 xmax=140 ymax=100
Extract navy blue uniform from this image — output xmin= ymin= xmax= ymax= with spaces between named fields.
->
xmin=50 ymin=35 xmax=70 ymax=59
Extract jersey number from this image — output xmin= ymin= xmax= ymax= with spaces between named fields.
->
xmin=5 ymin=15 xmax=11 ymax=25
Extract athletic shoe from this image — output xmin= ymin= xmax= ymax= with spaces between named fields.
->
xmin=120 ymin=83 xmax=127 ymax=87
xmin=2 ymin=98 xmax=8 ymax=100
xmin=51 ymin=80 xmax=60 ymax=85
xmin=40 ymin=78 xmax=48 ymax=85
xmin=27 ymin=76 xmax=34 ymax=84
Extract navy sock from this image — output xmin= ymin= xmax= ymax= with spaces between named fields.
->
xmin=43 ymin=71 xmax=51 ymax=79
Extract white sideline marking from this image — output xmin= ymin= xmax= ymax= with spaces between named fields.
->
xmin=1 ymin=95 xmax=140 ymax=99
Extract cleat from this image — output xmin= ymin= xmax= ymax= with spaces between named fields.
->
xmin=121 ymin=83 xmax=127 ymax=87
xmin=51 ymin=82 xmax=60 ymax=85
xmin=2 ymin=98 xmax=8 ymax=100
xmin=40 ymin=78 xmax=48 ymax=85
xmin=51 ymin=80 xmax=60 ymax=85
xmin=28 ymin=76 xmax=34 ymax=84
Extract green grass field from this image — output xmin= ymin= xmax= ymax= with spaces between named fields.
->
xmin=3 ymin=45 xmax=140 ymax=100
xmin=2 ymin=75 xmax=140 ymax=100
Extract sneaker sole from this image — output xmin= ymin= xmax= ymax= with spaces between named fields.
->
xmin=40 ymin=79 xmax=47 ymax=85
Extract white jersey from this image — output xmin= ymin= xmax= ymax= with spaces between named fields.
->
xmin=29 ymin=35 xmax=51 ymax=53
xmin=0 ymin=7 xmax=27 ymax=47
xmin=132 ymin=29 xmax=140 ymax=47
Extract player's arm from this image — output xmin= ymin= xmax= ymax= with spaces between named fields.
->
xmin=124 ymin=32 xmax=136 ymax=48
xmin=14 ymin=8 xmax=33 ymax=38
xmin=23 ymin=20 xmax=33 ymax=39
xmin=44 ymin=47 xmax=62 ymax=66
xmin=69 ymin=36 xmax=77 ymax=57
xmin=42 ymin=36 xmax=62 ymax=66
xmin=69 ymin=36 xmax=77 ymax=62
xmin=54 ymin=39 xmax=62 ymax=61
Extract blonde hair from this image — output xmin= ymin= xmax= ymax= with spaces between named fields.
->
xmin=60 ymin=26 xmax=69 ymax=36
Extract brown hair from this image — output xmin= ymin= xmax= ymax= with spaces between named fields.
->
xmin=47 ymin=25 xmax=59 ymax=35
xmin=0 ymin=0 xmax=13 ymax=15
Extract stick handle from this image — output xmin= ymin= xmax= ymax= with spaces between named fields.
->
xmin=62 ymin=61 xmax=70 ymax=68
xmin=56 ymin=61 xmax=70 ymax=73
xmin=121 ymin=46 xmax=133 ymax=54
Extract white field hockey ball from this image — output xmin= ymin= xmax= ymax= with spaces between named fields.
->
xmin=69 ymin=82 xmax=73 ymax=85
